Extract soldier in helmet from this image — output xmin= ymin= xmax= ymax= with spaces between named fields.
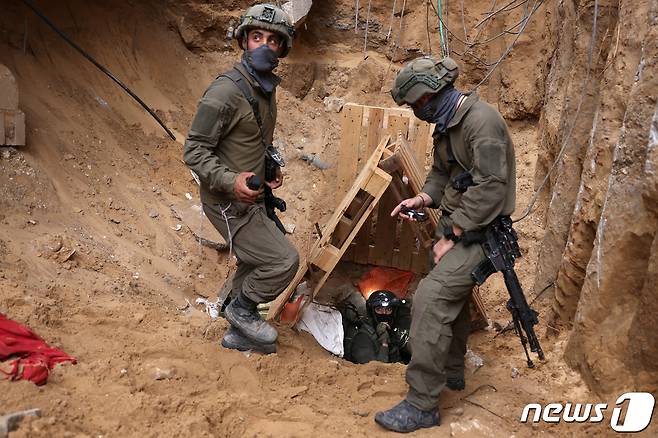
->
xmin=342 ymin=290 xmax=411 ymax=365
xmin=375 ymin=57 xmax=516 ymax=432
xmin=183 ymin=4 xmax=298 ymax=354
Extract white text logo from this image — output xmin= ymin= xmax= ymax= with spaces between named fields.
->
xmin=520 ymin=392 xmax=655 ymax=433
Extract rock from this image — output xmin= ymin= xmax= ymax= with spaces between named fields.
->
xmin=450 ymin=418 xmax=494 ymax=437
xmin=284 ymin=223 xmax=296 ymax=234
xmin=153 ymin=367 xmax=175 ymax=380
xmin=511 ymin=367 xmax=520 ymax=378
xmin=323 ymin=96 xmax=345 ymax=113
xmin=449 ymin=407 xmax=464 ymax=417
xmin=1 ymin=148 xmax=16 ymax=160
xmin=352 ymin=409 xmax=369 ymax=417
xmin=0 ymin=408 xmax=41 ymax=437
xmin=63 ymin=153 xmax=75 ymax=161
xmin=148 ymin=209 xmax=159 ymax=218
xmin=465 ymin=349 xmax=484 ymax=369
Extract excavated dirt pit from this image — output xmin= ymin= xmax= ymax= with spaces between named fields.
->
xmin=1 ymin=1 xmax=655 ymax=437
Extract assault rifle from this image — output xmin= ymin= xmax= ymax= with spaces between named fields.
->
xmin=471 ymin=216 xmax=545 ymax=368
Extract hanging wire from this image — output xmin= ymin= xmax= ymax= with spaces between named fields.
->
xmin=20 ymin=0 xmax=176 ymax=140
xmin=513 ymin=0 xmax=599 ymax=222
xmin=363 ymin=0 xmax=372 ymax=56
xmin=437 ymin=0 xmax=446 ymax=56
xmin=386 ymin=0 xmax=398 ymax=40
xmin=382 ymin=0 xmax=407 ymax=89
xmin=473 ymin=0 xmax=543 ymax=89
xmin=355 ymin=0 xmax=360 ymax=33
xmin=426 ymin=0 xmax=433 ymax=55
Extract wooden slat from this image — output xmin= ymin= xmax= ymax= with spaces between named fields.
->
xmin=412 ymin=121 xmax=431 ymax=169
xmin=290 ymin=169 xmax=392 ymax=325
xmin=268 ymin=137 xmax=392 ymax=320
xmin=336 ymin=104 xmax=364 ymax=204
xmin=311 ymin=244 xmax=340 ymax=272
xmin=351 ymin=107 xmax=385 ymax=263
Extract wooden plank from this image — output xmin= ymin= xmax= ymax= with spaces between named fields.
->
xmin=385 ymin=114 xmax=409 ymax=140
xmin=267 ymin=259 xmax=308 ymax=320
xmin=291 ymin=168 xmax=392 ymax=325
xmin=412 ymin=121 xmax=431 ymax=169
xmin=369 ymin=188 xmax=399 ymax=266
xmin=268 ymin=137 xmax=391 ymax=320
xmin=311 ymin=244 xmax=340 ymax=272
xmin=394 ymin=178 xmax=416 ymax=271
xmin=352 ymin=106 xmax=384 ymax=263
xmin=335 ymin=104 xmax=363 ymax=204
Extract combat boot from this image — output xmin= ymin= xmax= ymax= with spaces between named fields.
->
xmin=446 ymin=376 xmax=465 ymax=390
xmin=221 ymin=326 xmax=276 ymax=354
xmin=374 ymin=400 xmax=440 ymax=433
xmin=224 ymin=294 xmax=278 ymax=344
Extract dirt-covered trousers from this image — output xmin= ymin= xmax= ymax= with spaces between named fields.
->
xmin=405 ymin=217 xmax=486 ymax=411
xmin=203 ymin=201 xmax=299 ymax=304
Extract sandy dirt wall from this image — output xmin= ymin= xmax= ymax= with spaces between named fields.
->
xmin=532 ymin=0 xmax=658 ymax=396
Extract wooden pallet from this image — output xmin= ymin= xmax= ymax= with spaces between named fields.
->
xmin=267 ymin=136 xmax=393 ymax=322
xmin=336 ymin=103 xmax=433 ymax=272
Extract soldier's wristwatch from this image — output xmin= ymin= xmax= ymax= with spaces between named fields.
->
xmin=443 ymin=225 xmax=462 ymax=243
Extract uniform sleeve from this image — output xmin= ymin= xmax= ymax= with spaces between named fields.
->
xmin=421 ymin=142 xmax=450 ymax=208
xmin=183 ymin=84 xmax=238 ymax=195
xmin=450 ymin=113 xmax=510 ymax=231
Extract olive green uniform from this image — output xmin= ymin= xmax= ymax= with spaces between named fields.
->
xmin=183 ymin=63 xmax=299 ymax=304
xmin=406 ymin=93 xmax=516 ymax=411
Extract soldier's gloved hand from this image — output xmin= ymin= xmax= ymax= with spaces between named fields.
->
xmin=234 ymin=172 xmax=261 ymax=204
xmin=376 ymin=322 xmax=391 ymax=337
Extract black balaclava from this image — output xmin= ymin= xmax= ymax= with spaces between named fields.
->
xmin=371 ymin=306 xmax=395 ymax=326
xmin=413 ymin=84 xmax=463 ymax=136
xmin=242 ymin=44 xmax=279 ymax=93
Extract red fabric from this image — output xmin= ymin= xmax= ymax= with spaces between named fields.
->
xmin=0 ymin=313 xmax=76 ymax=385
xmin=357 ymin=267 xmax=415 ymax=300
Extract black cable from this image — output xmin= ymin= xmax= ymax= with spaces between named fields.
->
xmin=20 ymin=0 xmax=176 ymax=141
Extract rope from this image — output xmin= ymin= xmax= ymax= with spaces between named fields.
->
xmin=514 ymin=0 xmax=599 ymax=222
xmin=386 ymin=0 xmax=398 ymax=40
xmin=363 ymin=0 xmax=372 ymax=56
xmin=20 ymin=0 xmax=176 ymax=141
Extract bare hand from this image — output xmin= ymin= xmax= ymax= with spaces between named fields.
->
xmin=234 ymin=172 xmax=261 ymax=203
xmin=433 ymin=237 xmax=455 ymax=264
xmin=391 ymin=195 xmax=425 ymax=221
xmin=265 ymin=167 xmax=284 ymax=190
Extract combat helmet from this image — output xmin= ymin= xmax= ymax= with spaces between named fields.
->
xmin=235 ymin=4 xmax=295 ymax=58
xmin=367 ymin=290 xmax=401 ymax=325
xmin=391 ymin=56 xmax=459 ymax=106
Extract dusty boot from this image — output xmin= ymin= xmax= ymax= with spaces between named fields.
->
xmin=374 ymin=400 xmax=439 ymax=433
xmin=446 ymin=376 xmax=465 ymax=390
xmin=221 ymin=326 xmax=276 ymax=354
xmin=224 ymin=293 xmax=278 ymax=344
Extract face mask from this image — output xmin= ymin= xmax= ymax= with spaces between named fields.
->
xmin=413 ymin=97 xmax=439 ymax=122
xmin=246 ymin=44 xmax=279 ymax=72
xmin=413 ymin=85 xmax=463 ymax=135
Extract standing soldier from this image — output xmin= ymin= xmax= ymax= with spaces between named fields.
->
xmin=375 ymin=56 xmax=516 ymax=432
xmin=183 ymin=4 xmax=299 ymax=354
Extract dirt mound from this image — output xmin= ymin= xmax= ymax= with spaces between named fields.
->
xmin=1 ymin=0 xmax=653 ymax=437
